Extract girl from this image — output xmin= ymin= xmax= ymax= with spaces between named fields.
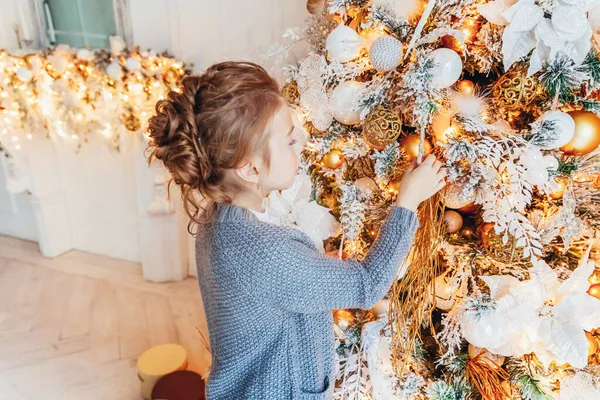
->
xmin=147 ymin=62 xmax=446 ymax=400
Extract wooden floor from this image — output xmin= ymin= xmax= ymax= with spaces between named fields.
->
xmin=0 ymin=235 xmax=211 ymax=400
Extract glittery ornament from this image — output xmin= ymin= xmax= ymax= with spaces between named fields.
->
xmin=493 ymin=68 xmax=539 ymax=110
xmin=363 ymin=105 xmax=402 ymax=149
xmin=369 ymin=35 xmax=403 ymax=72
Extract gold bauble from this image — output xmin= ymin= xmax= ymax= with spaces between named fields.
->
xmin=493 ymin=69 xmax=538 ymax=110
xmin=433 ymin=275 xmax=456 ymax=311
xmin=457 ymin=79 xmax=475 ymax=95
xmin=549 ymin=177 xmax=567 ymax=200
xmin=124 ymin=113 xmax=142 ymax=132
xmin=162 ymin=67 xmax=181 ymax=84
xmin=560 ymin=111 xmax=600 ymax=156
xmin=281 ymin=81 xmax=300 ymax=105
xmin=468 ymin=344 xmax=505 ymax=368
xmin=322 ymin=149 xmax=345 ymax=169
xmin=443 ymin=210 xmax=463 ymax=234
xmin=590 ymin=268 xmax=600 ymax=285
xmin=400 ymin=134 xmax=432 ymax=159
xmin=588 ymin=283 xmax=600 ymax=300
xmin=441 ymin=34 xmax=464 ymax=53
xmin=363 ymin=105 xmax=402 ymax=149
xmin=307 ymin=0 xmax=326 ymax=15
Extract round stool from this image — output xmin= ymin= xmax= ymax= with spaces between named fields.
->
xmin=137 ymin=344 xmax=188 ymax=399
xmin=152 ymin=370 xmax=206 ymax=400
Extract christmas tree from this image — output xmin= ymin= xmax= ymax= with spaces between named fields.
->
xmin=267 ymin=0 xmax=600 ymax=398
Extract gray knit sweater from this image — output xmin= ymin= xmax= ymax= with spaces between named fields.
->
xmin=195 ymin=202 xmax=418 ymax=399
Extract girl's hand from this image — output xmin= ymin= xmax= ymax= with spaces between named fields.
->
xmin=395 ymin=154 xmax=446 ymax=212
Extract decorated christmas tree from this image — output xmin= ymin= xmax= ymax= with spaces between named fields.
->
xmin=267 ymin=0 xmax=600 ymax=398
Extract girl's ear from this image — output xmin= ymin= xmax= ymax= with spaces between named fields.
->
xmin=234 ymin=159 xmax=261 ymax=186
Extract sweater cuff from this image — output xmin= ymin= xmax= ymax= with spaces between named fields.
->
xmin=388 ymin=205 xmax=420 ymax=233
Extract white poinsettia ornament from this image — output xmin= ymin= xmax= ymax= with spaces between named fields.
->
xmin=479 ymin=0 xmax=600 ymax=75
xmin=461 ymin=253 xmax=600 ymax=369
xmin=261 ymin=172 xmax=341 ymax=252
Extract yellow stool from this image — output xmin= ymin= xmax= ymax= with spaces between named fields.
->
xmin=137 ymin=344 xmax=188 ymax=399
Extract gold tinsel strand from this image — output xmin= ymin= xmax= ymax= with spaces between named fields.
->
xmin=466 ymin=355 xmax=509 ymax=400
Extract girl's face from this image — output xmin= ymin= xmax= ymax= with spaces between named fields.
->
xmin=261 ymin=104 xmax=302 ymax=192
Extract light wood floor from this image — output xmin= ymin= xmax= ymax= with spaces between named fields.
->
xmin=0 ymin=235 xmax=211 ymax=400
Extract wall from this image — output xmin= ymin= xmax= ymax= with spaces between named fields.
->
xmin=0 ymin=0 xmax=308 ymax=275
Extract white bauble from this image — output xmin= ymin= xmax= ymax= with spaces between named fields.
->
xmin=372 ymin=299 xmax=390 ymax=317
xmin=369 ymin=35 xmax=403 ymax=72
xmin=16 ymin=67 xmax=33 ymax=82
xmin=125 ymin=57 xmax=141 ymax=72
xmin=47 ymin=54 xmax=69 ymax=74
xmin=537 ymin=110 xmax=575 ymax=149
xmin=356 ymin=176 xmax=379 ymax=196
xmin=109 ymin=36 xmax=126 ymax=56
xmin=326 ymin=24 xmax=365 ymax=63
xmin=429 ymin=48 xmax=463 ymax=88
xmin=330 ymin=81 xmax=365 ymax=125
xmin=106 ymin=61 xmax=123 ymax=80
xmin=76 ymin=48 xmax=93 ymax=60
xmin=394 ymin=0 xmax=421 ymax=17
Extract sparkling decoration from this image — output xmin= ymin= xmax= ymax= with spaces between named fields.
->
xmin=560 ymin=111 xmax=600 ymax=156
xmin=493 ymin=68 xmax=539 ymax=110
xmin=428 ymin=48 xmax=463 ymax=89
xmin=443 ymin=210 xmax=463 ymax=233
xmin=399 ymin=134 xmax=431 ymax=159
xmin=333 ymin=309 xmax=356 ymax=331
xmin=326 ymin=24 xmax=365 ymax=63
xmin=322 ymin=149 xmax=345 ymax=169
xmin=363 ymin=105 xmax=402 ymax=149
xmin=369 ymin=35 xmax=403 ymax=72
xmin=0 ymin=45 xmax=189 ymax=154
xmin=329 ymin=80 xmax=365 ymax=125
xmin=281 ymin=81 xmax=300 ymax=104
xmin=162 ymin=66 xmax=182 ymax=84
xmin=124 ymin=113 xmax=142 ymax=132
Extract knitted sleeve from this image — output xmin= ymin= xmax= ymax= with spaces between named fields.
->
xmin=221 ymin=206 xmax=419 ymax=314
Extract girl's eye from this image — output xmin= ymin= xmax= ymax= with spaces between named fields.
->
xmin=289 ymin=139 xmax=297 ymax=146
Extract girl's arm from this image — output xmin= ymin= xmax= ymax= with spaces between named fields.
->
xmin=223 ymin=205 xmax=418 ymax=314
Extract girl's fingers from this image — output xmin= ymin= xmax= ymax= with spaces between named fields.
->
xmin=435 ymin=180 xmax=447 ymax=192
xmin=406 ymin=158 xmax=418 ymax=173
xmin=422 ymin=154 xmax=436 ymax=166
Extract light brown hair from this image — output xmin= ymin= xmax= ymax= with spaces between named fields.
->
xmin=147 ymin=61 xmax=283 ymax=233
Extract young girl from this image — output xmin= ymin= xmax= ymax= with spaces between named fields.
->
xmin=147 ymin=62 xmax=446 ymax=400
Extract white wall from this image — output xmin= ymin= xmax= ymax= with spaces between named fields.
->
xmin=0 ymin=0 xmax=308 ymax=271
xmin=129 ymin=0 xmax=308 ymax=76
